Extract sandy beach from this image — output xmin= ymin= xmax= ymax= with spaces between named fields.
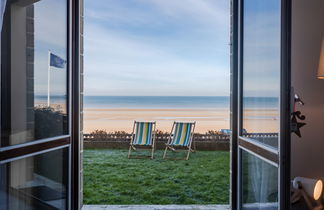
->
xmin=84 ymin=108 xmax=278 ymax=133
xmin=84 ymin=108 xmax=229 ymax=133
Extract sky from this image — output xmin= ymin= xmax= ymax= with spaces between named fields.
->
xmin=243 ymin=0 xmax=281 ymax=97
xmin=84 ymin=0 xmax=230 ymax=96
xmin=34 ymin=0 xmax=67 ymax=96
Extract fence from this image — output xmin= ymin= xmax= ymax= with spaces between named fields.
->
xmin=83 ymin=133 xmax=230 ymax=151
xmin=83 ymin=133 xmax=230 ymax=142
xmin=83 ymin=132 xmax=278 ymax=151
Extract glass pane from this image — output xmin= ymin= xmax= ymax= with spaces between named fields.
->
xmin=241 ymin=150 xmax=278 ymax=210
xmin=0 ymin=148 xmax=68 ymax=210
xmin=1 ymin=0 xmax=68 ymax=147
xmin=242 ymin=0 xmax=281 ymax=149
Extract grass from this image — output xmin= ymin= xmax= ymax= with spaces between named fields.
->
xmin=83 ymin=149 xmax=230 ymax=205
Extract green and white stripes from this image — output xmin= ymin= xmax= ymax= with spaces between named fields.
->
xmin=163 ymin=121 xmax=196 ymax=160
xmin=133 ymin=122 xmax=154 ymax=145
xmin=171 ymin=122 xmax=193 ymax=146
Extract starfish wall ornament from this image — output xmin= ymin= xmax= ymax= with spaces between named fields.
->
xmin=291 ymin=95 xmax=306 ymax=138
xmin=291 ymin=114 xmax=306 ymax=137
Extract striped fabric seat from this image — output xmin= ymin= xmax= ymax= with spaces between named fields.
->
xmin=133 ymin=122 xmax=154 ymax=145
xmin=170 ymin=122 xmax=194 ymax=147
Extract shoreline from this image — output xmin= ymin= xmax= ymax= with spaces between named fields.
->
xmin=84 ymin=108 xmax=230 ymax=112
xmin=84 ymin=108 xmax=230 ymax=133
xmin=84 ymin=107 xmax=279 ymax=134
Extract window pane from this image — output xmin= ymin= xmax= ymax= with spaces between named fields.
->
xmin=241 ymin=150 xmax=278 ymax=210
xmin=242 ymin=0 xmax=280 ymax=149
xmin=1 ymin=0 xmax=68 ymax=147
xmin=0 ymin=148 xmax=68 ymax=210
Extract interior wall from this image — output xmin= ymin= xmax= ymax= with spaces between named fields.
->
xmin=291 ymin=0 xmax=324 ymax=178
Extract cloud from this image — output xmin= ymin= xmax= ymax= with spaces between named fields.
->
xmin=86 ymin=0 xmax=229 ymax=29
xmin=145 ymin=0 xmax=229 ymax=27
xmin=30 ymin=0 xmax=68 ymax=96
xmin=34 ymin=0 xmax=67 ymax=49
xmin=84 ymin=0 xmax=230 ymax=96
xmin=243 ymin=3 xmax=281 ymax=97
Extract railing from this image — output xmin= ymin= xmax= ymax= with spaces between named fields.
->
xmin=84 ymin=133 xmax=133 ymax=141
xmin=83 ymin=132 xmax=278 ymax=142
xmin=83 ymin=132 xmax=279 ymax=151
xmin=243 ymin=133 xmax=278 ymax=138
xmin=83 ymin=133 xmax=230 ymax=142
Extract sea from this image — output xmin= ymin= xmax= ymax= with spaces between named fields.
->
xmin=83 ymin=96 xmax=278 ymax=109
xmin=34 ymin=95 xmax=278 ymax=109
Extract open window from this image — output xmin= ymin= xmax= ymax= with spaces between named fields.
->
xmin=0 ymin=0 xmax=82 ymax=209
xmin=231 ymin=0 xmax=291 ymax=209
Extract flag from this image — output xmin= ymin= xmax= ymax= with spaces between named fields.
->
xmin=50 ymin=53 xmax=66 ymax=68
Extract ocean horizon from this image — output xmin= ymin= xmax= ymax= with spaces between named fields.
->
xmin=83 ymin=96 xmax=278 ymax=109
xmin=34 ymin=95 xmax=279 ymax=110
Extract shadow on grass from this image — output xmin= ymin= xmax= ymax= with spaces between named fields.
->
xmin=83 ymin=149 xmax=229 ymax=205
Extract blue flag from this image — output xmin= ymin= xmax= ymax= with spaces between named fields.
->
xmin=50 ymin=53 xmax=66 ymax=68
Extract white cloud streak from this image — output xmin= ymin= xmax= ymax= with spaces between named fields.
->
xmin=84 ymin=0 xmax=230 ymax=96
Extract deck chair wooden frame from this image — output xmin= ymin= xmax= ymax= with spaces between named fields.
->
xmin=128 ymin=121 xmax=156 ymax=159
xmin=163 ymin=121 xmax=196 ymax=160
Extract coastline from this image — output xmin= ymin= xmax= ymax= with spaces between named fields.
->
xmin=84 ymin=108 xmax=278 ymax=133
xmin=84 ymin=108 xmax=230 ymax=133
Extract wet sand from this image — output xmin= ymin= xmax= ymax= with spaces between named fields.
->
xmin=84 ymin=108 xmax=278 ymax=133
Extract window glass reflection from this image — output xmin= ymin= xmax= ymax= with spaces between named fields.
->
xmin=0 ymin=148 xmax=68 ymax=210
xmin=1 ymin=0 xmax=68 ymax=147
xmin=242 ymin=0 xmax=281 ymax=149
xmin=241 ymin=150 xmax=278 ymax=210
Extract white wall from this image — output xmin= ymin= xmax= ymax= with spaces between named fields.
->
xmin=291 ymin=0 xmax=324 ymax=178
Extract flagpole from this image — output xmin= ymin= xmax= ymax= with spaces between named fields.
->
xmin=47 ymin=50 xmax=51 ymax=106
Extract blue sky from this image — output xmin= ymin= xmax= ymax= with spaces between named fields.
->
xmin=243 ymin=0 xmax=281 ymax=97
xmin=34 ymin=0 xmax=67 ymax=96
xmin=84 ymin=0 xmax=230 ymax=96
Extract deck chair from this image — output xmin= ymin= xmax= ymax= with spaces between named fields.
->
xmin=163 ymin=122 xmax=196 ymax=160
xmin=128 ymin=121 xmax=156 ymax=159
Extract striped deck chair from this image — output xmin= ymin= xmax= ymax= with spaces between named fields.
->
xmin=128 ymin=121 xmax=156 ymax=159
xmin=163 ymin=122 xmax=196 ymax=160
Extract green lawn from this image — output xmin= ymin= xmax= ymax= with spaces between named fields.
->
xmin=83 ymin=149 xmax=230 ymax=204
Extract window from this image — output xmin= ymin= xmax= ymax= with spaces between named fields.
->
xmin=1 ymin=0 xmax=68 ymax=147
